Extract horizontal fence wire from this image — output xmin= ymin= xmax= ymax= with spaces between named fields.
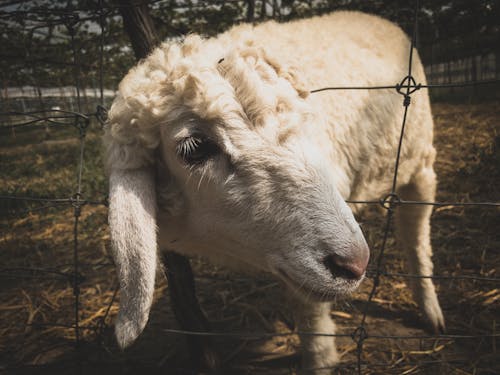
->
xmin=0 ymin=0 xmax=498 ymax=374
xmin=310 ymin=78 xmax=500 ymax=93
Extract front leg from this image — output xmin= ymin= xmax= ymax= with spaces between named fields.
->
xmin=162 ymin=251 xmax=220 ymax=371
xmin=296 ymin=301 xmax=339 ymax=374
xmin=395 ymin=162 xmax=445 ymax=333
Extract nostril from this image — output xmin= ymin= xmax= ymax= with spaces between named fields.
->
xmin=323 ymin=254 xmax=365 ymax=280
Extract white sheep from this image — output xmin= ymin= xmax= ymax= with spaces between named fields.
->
xmin=105 ymin=11 xmax=445 ymax=373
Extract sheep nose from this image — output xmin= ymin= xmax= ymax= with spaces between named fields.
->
xmin=323 ymin=244 xmax=370 ymax=280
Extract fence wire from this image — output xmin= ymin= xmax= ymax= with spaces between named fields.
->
xmin=0 ymin=0 xmax=499 ymax=374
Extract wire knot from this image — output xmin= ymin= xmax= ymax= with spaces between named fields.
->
xmin=96 ymin=105 xmax=108 ymax=126
xmin=396 ymin=75 xmax=420 ymax=107
xmin=352 ymin=326 xmax=368 ymax=346
xmin=73 ymin=116 xmax=89 ymax=136
xmin=71 ymin=193 xmax=83 ymax=216
xmin=380 ymin=193 xmax=401 ymax=210
xmin=396 ymin=75 xmax=420 ymax=95
xmin=65 ymin=14 xmax=80 ymax=33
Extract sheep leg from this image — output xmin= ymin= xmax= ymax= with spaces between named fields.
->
xmin=162 ymin=252 xmax=220 ymax=371
xmin=395 ymin=163 xmax=445 ymax=333
xmin=296 ymin=301 xmax=338 ymax=374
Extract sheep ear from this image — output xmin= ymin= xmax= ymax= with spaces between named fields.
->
xmin=109 ymin=167 xmax=157 ymax=349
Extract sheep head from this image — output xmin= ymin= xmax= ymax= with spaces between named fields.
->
xmin=105 ymin=35 xmax=369 ymax=348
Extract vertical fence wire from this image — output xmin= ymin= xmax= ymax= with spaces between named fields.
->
xmin=355 ymin=2 xmax=420 ymax=373
xmin=69 ymin=15 xmax=82 ymax=349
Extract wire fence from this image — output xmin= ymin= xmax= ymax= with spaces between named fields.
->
xmin=1 ymin=0 xmax=499 ymax=374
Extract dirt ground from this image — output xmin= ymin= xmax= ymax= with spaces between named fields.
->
xmin=0 ymin=100 xmax=499 ymax=374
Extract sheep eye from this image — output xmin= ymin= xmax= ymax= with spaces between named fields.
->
xmin=177 ymin=135 xmax=220 ymax=165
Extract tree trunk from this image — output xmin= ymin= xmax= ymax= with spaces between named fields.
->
xmin=246 ymin=0 xmax=255 ymax=22
xmin=163 ymin=253 xmax=219 ymax=371
xmin=117 ymin=0 xmax=159 ymax=60
xmin=260 ymin=0 xmax=266 ymax=20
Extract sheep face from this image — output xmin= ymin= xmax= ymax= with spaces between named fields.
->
xmin=151 ymin=47 xmax=369 ymax=300
xmin=157 ymin=111 xmax=370 ymax=300
xmin=106 ymin=39 xmax=369 ymax=347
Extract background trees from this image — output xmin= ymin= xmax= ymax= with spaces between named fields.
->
xmin=0 ymin=0 xmax=498 ymax=89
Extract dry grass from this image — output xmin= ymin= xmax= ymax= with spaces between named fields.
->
xmin=0 ymin=100 xmax=498 ymax=374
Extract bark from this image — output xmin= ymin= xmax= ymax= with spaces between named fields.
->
xmin=246 ymin=0 xmax=255 ymax=22
xmin=163 ymin=253 xmax=220 ymax=371
xmin=117 ymin=0 xmax=159 ymax=60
